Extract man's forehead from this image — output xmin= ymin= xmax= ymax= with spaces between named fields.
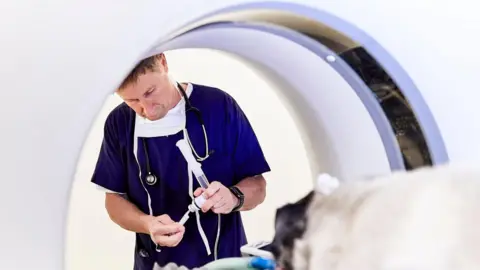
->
xmin=118 ymin=73 xmax=159 ymax=96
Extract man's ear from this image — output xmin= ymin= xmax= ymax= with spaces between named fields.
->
xmin=157 ymin=53 xmax=169 ymax=73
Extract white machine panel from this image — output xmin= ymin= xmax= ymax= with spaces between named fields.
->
xmin=0 ymin=0 xmax=478 ymax=269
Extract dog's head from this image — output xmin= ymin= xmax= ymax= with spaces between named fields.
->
xmin=270 ymin=174 xmax=340 ymax=270
xmin=270 ymin=190 xmax=315 ymax=270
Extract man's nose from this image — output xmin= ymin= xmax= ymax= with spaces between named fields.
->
xmin=140 ymin=99 xmax=155 ymax=116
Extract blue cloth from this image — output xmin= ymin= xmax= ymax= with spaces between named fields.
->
xmin=250 ymin=257 xmax=276 ymax=269
xmin=91 ymin=84 xmax=271 ymax=269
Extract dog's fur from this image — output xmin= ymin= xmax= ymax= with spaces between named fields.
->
xmin=153 ymin=164 xmax=480 ymax=270
xmin=287 ymin=164 xmax=480 ymax=270
xmin=270 ymin=191 xmax=315 ymax=270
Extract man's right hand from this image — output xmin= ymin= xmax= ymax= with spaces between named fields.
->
xmin=145 ymin=214 xmax=185 ymax=247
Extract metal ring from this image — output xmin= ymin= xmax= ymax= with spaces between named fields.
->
xmin=146 ymin=174 xmax=157 ymax=185
xmin=139 ymin=249 xmax=149 ymax=258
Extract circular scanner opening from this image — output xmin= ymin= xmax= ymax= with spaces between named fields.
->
xmin=153 ymin=5 xmax=437 ymax=172
xmin=65 ymin=3 xmax=449 ymax=270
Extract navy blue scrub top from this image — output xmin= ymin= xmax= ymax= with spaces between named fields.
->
xmin=91 ymin=83 xmax=271 ymax=269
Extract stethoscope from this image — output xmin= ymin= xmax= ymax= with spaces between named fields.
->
xmin=142 ymin=82 xmax=213 ymax=186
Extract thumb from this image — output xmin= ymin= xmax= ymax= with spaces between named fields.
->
xmin=194 ymin=187 xmax=205 ymax=197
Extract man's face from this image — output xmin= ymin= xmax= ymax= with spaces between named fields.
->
xmin=117 ymin=59 xmax=178 ymax=121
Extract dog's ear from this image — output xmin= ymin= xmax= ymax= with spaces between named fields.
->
xmin=315 ymin=173 xmax=340 ymax=196
xmin=273 ymin=190 xmax=314 ymax=231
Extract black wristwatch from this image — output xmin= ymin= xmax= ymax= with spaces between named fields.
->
xmin=229 ymin=186 xmax=244 ymax=212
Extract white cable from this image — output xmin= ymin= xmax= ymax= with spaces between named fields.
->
xmin=184 ymin=145 xmax=211 ymax=256
xmin=195 ymin=210 xmax=211 ymax=255
xmin=133 ymin=134 xmax=160 ymax=252
xmin=214 ymin=214 xmax=221 ymax=260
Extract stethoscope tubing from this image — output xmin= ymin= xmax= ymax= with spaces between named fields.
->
xmin=142 ymin=82 xmax=208 ymax=186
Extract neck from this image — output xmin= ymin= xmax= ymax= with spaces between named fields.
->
xmin=168 ymin=82 xmax=187 ymax=110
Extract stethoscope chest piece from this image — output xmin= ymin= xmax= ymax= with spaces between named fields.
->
xmin=145 ymin=173 xmax=157 ymax=186
xmin=142 ymin=138 xmax=158 ymax=186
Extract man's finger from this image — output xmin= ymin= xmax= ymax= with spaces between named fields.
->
xmin=156 ymin=230 xmax=184 ymax=247
xmin=205 ymin=182 xmax=222 ymax=198
xmin=201 ymin=198 xmax=214 ymax=213
xmin=194 ymin=187 xmax=205 ymax=197
xmin=212 ymin=203 xmax=230 ymax=214
xmin=212 ymin=201 xmax=227 ymax=211
xmin=201 ymin=193 xmax=221 ymax=212
xmin=157 ymin=214 xmax=174 ymax=224
xmin=165 ymin=227 xmax=185 ymax=247
xmin=154 ymin=223 xmax=183 ymax=235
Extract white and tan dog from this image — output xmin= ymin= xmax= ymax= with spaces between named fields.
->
xmin=290 ymin=164 xmax=480 ymax=270
xmin=153 ymin=164 xmax=480 ymax=270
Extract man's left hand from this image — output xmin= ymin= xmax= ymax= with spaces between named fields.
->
xmin=193 ymin=181 xmax=239 ymax=214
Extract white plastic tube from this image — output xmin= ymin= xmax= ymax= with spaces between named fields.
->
xmin=176 ymin=139 xmax=210 ymax=188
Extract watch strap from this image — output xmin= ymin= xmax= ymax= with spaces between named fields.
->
xmin=229 ymin=186 xmax=244 ymax=212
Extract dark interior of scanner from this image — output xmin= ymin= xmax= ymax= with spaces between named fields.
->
xmin=340 ymin=47 xmax=433 ymax=170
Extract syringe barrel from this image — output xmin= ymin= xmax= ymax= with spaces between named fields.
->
xmin=192 ymin=166 xmax=210 ymax=189
xmin=176 ymin=139 xmax=210 ymax=189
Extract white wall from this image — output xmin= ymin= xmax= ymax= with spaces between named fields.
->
xmin=65 ymin=49 xmax=313 ymax=270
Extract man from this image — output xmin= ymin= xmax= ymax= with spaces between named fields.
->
xmin=91 ymin=53 xmax=271 ymax=269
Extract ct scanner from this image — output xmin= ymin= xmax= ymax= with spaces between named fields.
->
xmin=1 ymin=0 xmax=479 ymax=269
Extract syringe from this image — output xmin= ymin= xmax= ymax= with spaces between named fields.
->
xmin=176 ymin=139 xmax=210 ymax=189
xmin=178 ymin=195 xmax=207 ymax=225
xmin=176 ymin=139 xmax=210 ymax=225
xmin=176 ymin=139 xmax=220 ymax=258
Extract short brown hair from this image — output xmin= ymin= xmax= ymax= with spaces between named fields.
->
xmin=118 ymin=53 xmax=163 ymax=90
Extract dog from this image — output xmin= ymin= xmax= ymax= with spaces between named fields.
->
xmin=272 ymin=164 xmax=480 ymax=270
xmin=154 ymin=164 xmax=480 ymax=269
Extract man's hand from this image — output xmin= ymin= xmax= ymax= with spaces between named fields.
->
xmin=145 ymin=214 xmax=185 ymax=247
xmin=194 ymin=181 xmax=239 ymax=214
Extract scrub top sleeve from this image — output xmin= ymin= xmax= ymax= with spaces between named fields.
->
xmin=90 ymin=114 xmax=128 ymax=194
xmin=228 ymin=98 xmax=271 ymax=183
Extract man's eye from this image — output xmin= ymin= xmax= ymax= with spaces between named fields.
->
xmin=145 ymin=88 xmax=156 ymax=96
